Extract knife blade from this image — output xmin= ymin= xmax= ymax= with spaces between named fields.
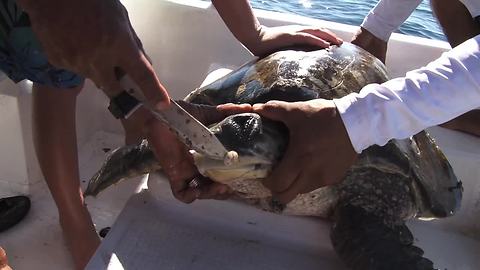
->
xmin=119 ymin=75 xmax=229 ymax=160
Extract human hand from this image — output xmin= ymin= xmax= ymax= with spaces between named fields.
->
xmin=253 ymin=99 xmax=357 ymax=204
xmin=145 ymin=102 xmax=253 ymax=203
xmin=0 ymin=246 xmax=12 ymax=270
xmin=18 ymin=0 xmax=169 ymax=107
xmin=351 ymin=27 xmax=387 ymax=63
xmin=248 ymin=25 xmax=343 ymax=56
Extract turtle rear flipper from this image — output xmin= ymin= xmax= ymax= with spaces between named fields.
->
xmin=394 ymin=132 xmax=462 ymax=218
xmin=331 ymin=204 xmax=437 ymax=270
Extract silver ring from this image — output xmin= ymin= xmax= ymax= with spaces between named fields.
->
xmin=188 ymin=177 xmax=200 ymax=189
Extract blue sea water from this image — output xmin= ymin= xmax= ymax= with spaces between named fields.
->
xmin=247 ymin=0 xmax=445 ymax=41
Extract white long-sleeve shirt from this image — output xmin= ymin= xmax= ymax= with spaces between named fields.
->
xmin=333 ymin=34 xmax=480 ymax=153
xmin=360 ymin=0 xmax=422 ymax=41
xmin=362 ymin=0 xmax=480 ymax=41
xmin=460 ymin=0 xmax=480 ymax=18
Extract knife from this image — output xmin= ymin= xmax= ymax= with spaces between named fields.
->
xmin=117 ymin=75 xmax=229 ymax=160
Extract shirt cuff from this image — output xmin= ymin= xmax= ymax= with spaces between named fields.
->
xmin=360 ymin=12 xmax=394 ymax=42
xmin=333 ymin=93 xmax=371 ymax=153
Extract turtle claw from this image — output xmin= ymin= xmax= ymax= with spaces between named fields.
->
xmin=224 ymin=151 xmax=239 ymax=166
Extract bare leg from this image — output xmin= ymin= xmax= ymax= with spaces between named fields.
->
xmin=431 ymin=0 xmax=480 ymax=136
xmin=32 ymin=82 xmax=146 ymax=268
xmin=32 ymin=83 xmax=99 ymax=270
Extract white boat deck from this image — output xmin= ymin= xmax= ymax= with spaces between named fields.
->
xmin=84 ymin=175 xmax=480 ymax=270
xmin=0 ymin=131 xmax=148 ymax=269
xmin=0 ymin=0 xmax=479 ymax=269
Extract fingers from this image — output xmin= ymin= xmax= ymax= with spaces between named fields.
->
xmin=122 ymin=53 xmax=170 ymax=109
xmin=145 ymin=116 xmax=234 ymax=203
xmin=255 ymin=100 xmax=304 ymax=202
xmin=144 ymin=117 xmax=200 ymax=202
xmin=178 ymin=176 xmax=233 ymax=202
xmin=253 ymin=100 xmax=292 ymax=122
xmin=169 ymin=172 xmax=201 ymax=204
xmin=271 ymin=172 xmax=305 ymax=204
xmin=272 ymin=163 xmax=323 ymax=204
xmin=294 ymin=32 xmax=332 ymax=48
xmin=262 ymin=145 xmax=302 ymax=198
xmin=0 ymin=246 xmax=8 ymax=268
xmin=216 ymin=103 xmax=253 ymax=115
xmin=300 ymin=28 xmax=343 ymax=45
xmin=277 ymin=27 xmax=343 ymax=49
xmin=177 ymin=101 xmax=253 ymax=126
xmin=146 ymin=99 xmax=246 ymax=203
xmin=207 ymin=103 xmax=252 ymax=124
xmin=197 ymin=181 xmax=234 ymax=200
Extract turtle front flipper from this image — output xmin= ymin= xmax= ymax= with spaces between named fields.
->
xmin=84 ymin=139 xmax=161 ymax=197
xmin=331 ymin=203 xmax=436 ymax=270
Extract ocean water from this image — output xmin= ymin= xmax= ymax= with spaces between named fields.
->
xmin=236 ymin=0 xmax=446 ymax=41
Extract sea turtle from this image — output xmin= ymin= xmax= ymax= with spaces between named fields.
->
xmin=85 ymin=43 xmax=462 ymax=270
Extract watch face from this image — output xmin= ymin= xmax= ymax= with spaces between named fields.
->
xmin=109 ymin=91 xmax=141 ymax=119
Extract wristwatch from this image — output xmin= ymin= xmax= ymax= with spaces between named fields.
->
xmin=108 ymin=91 xmax=143 ymax=119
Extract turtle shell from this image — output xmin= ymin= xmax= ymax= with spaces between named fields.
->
xmin=186 ymin=43 xmax=461 ymax=219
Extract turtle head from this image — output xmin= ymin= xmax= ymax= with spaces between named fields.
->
xmin=192 ymin=113 xmax=288 ymax=185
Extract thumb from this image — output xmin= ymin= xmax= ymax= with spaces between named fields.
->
xmin=291 ymin=33 xmax=331 ymax=48
xmin=216 ymin=103 xmax=253 ymax=114
xmin=253 ymin=100 xmax=292 ymax=122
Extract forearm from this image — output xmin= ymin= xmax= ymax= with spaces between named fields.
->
xmin=334 ymin=34 xmax=480 ymax=152
xmin=211 ymin=0 xmax=262 ymax=52
xmin=361 ymin=0 xmax=422 ymax=41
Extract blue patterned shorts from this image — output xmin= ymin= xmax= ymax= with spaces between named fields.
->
xmin=0 ymin=0 xmax=83 ymax=88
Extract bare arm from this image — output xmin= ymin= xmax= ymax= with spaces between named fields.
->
xmin=211 ymin=0 xmax=262 ymax=51
xmin=17 ymin=0 xmax=169 ymax=107
xmin=351 ymin=0 xmax=422 ymax=63
xmin=211 ymin=0 xmax=342 ymax=56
